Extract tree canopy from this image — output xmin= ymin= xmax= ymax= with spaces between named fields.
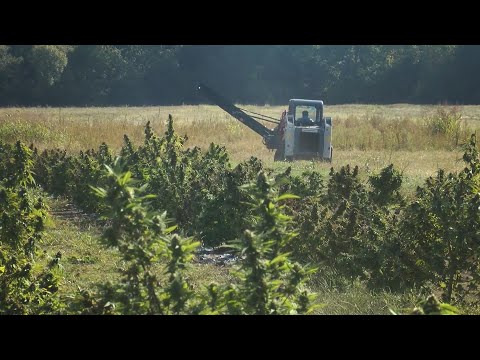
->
xmin=0 ymin=45 xmax=477 ymax=106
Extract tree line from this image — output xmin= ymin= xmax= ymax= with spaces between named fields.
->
xmin=0 ymin=45 xmax=478 ymax=106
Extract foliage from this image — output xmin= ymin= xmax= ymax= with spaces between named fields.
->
xmin=77 ymin=160 xmax=316 ymax=315
xmin=400 ymin=134 xmax=480 ymax=303
xmin=425 ymin=106 xmax=463 ymax=137
xmin=85 ymin=158 xmax=200 ymax=314
xmin=212 ymin=172 xmax=317 ymax=315
xmin=0 ymin=140 xmax=61 ymax=314
xmin=402 ymin=295 xmax=460 ymax=315
xmin=5 ymin=112 xmax=480 ymax=314
xmin=33 ymin=141 xmax=114 ymax=213
xmin=2 ymin=45 xmax=480 ymax=105
xmin=0 ymin=249 xmax=62 ymax=314
xmin=0 ymin=141 xmax=35 ymax=188
xmin=29 ymin=45 xmax=70 ymax=87
xmin=288 ymin=136 xmax=480 ymax=304
xmin=368 ymin=164 xmax=404 ymax=206
xmin=29 ymin=114 xmax=480 ymax=309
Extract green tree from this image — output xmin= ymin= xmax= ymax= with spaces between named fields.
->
xmin=29 ymin=45 xmax=72 ymax=86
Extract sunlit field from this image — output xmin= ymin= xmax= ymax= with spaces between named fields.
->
xmin=1 ymin=104 xmax=478 ymax=192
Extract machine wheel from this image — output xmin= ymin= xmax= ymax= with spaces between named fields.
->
xmin=274 ymin=148 xmax=284 ymax=162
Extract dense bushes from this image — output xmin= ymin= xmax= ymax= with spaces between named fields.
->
xmin=3 ymin=115 xmax=478 ymax=313
xmin=33 ymin=116 xmax=264 ymax=247
xmin=69 ymin=159 xmax=316 ymax=315
xmin=399 ymin=135 xmax=480 ymax=303
xmin=289 ymin=135 xmax=480 ymax=304
xmin=0 ymin=141 xmax=61 ymax=314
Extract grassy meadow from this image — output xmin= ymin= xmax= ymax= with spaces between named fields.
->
xmin=2 ymin=103 xmax=479 ymax=314
xmin=1 ymin=104 xmax=478 ymax=188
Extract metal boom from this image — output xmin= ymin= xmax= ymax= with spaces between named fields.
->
xmin=197 ymin=83 xmax=274 ymax=139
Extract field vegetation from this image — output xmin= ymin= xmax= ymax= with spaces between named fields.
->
xmin=1 ymin=104 xmax=477 ymax=315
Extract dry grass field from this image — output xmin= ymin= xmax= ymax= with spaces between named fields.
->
xmin=1 ymin=104 xmax=478 ymax=191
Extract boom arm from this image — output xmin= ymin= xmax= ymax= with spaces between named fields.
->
xmin=197 ymin=83 xmax=274 ymax=138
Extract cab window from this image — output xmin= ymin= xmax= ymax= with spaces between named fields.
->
xmin=294 ymin=105 xmax=317 ymax=126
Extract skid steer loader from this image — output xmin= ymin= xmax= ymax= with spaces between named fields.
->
xmin=197 ymin=83 xmax=333 ymax=162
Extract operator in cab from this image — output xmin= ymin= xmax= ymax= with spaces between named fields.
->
xmin=297 ymin=110 xmax=315 ymax=126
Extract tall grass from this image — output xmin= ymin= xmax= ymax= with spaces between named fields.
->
xmin=1 ymin=104 xmax=478 ymax=185
xmin=334 ymin=106 xmax=472 ymax=151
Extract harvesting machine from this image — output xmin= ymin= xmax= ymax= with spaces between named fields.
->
xmin=197 ymin=83 xmax=333 ymax=162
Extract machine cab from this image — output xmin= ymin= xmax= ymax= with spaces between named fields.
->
xmin=284 ymin=99 xmax=332 ymax=160
xmin=288 ymin=99 xmax=324 ymax=127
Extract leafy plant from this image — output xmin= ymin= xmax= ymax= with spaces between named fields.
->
xmin=0 ymin=140 xmax=61 ymax=314
xmin=400 ymin=134 xmax=480 ymax=303
xmin=394 ymin=294 xmax=460 ymax=315
xmin=206 ymin=172 xmax=318 ymax=315
xmin=87 ymin=158 xmax=200 ymax=314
